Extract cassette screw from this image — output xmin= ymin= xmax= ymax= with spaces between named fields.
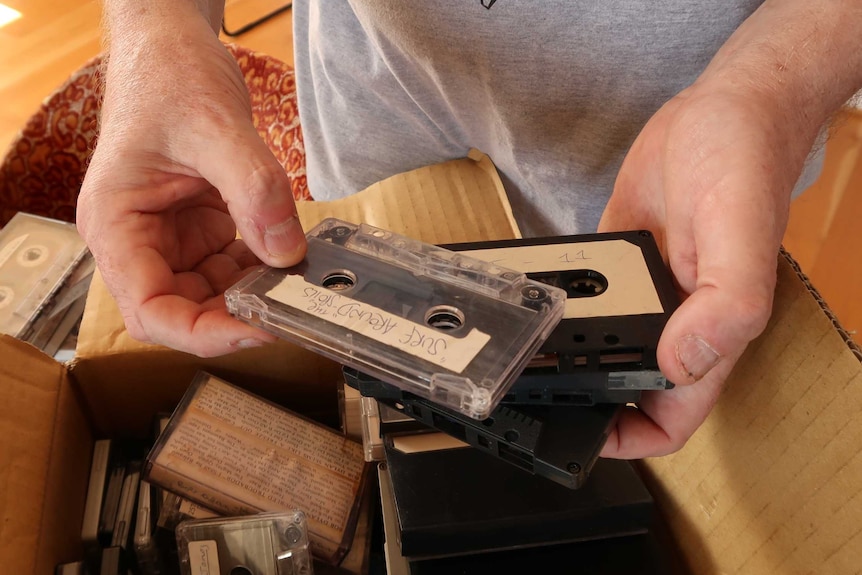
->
xmin=285 ymin=526 xmax=303 ymax=544
xmin=520 ymin=285 xmax=549 ymax=309
xmin=567 ymin=462 xmax=582 ymax=474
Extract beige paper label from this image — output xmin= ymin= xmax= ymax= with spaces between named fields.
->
xmin=463 ymin=240 xmax=663 ymax=318
xmin=187 ymin=540 xmax=221 ymax=575
xmin=266 ymin=274 xmax=491 ymax=373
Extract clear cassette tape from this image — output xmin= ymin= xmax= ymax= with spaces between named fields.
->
xmin=176 ymin=511 xmax=313 ymax=575
xmin=226 ymin=218 xmax=566 ymax=419
xmin=0 ymin=212 xmax=88 ymax=337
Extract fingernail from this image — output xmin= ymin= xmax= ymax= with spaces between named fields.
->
xmin=232 ymin=338 xmax=266 ymax=350
xmin=676 ymin=335 xmax=721 ymax=381
xmin=264 ymin=215 xmax=305 ymax=261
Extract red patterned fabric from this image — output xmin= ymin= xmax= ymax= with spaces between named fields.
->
xmin=0 ymin=43 xmax=309 ymax=227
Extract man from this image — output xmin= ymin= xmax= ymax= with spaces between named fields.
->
xmin=77 ymin=0 xmax=862 ymax=459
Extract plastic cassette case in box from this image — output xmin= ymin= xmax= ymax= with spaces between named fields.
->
xmin=379 ymin=443 xmax=656 ymax=560
xmin=175 ymin=511 xmax=313 ymax=575
xmin=0 ymin=212 xmax=89 ymax=338
xmin=143 ymin=371 xmax=369 ymax=566
xmin=443 ymin=231 xmax=680 ymax=389
xmin=378 ymin=461 xmax=670 ymax=575
xmin=225 ymin=218 xmax=567 ymax=420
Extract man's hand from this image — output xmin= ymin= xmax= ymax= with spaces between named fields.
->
xmin=77 ymin=1 xmax=306 ymax=357
xmin=597 ymin=88 xmax=795 ymax=458
xmin=597 ymin=0 xmax=862 ymax=459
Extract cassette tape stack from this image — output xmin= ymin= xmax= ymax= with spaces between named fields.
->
xmin=0 ymin=212 xmax=94 ymax=359
xmin=226 ymin=219 xmax=681 ymax=573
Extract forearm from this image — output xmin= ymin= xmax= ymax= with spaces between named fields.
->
xmin=694 ymin=0 xmax=862 ymax=154
xmin=103 ymin=0 xmax=225 ymax=51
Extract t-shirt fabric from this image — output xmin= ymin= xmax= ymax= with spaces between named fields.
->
xmin=292 ymin=0 xmax=823 ymax=237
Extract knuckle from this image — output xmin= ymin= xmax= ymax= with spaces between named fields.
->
xmin=727 ymin=290 xmax=774 ymax=338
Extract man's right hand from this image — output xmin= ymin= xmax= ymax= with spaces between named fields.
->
xmin=77 ymin=1 xmax=306 ymax=357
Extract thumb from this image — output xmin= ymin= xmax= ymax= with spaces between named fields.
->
xmin=201 ymin=123 xmax=307 ymax=268
xmin=658 ymin=242 xmax=778 ymax=385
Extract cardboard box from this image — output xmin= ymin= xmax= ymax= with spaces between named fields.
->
xmin=2 ymin=150 xmax=862 ymax=575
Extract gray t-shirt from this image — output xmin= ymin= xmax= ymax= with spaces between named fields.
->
xmin=292 ymin=1 xmax=822 ymax=237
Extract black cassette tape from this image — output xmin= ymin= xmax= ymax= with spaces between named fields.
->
xmin=0 ymin=212 xmax=88 ymax=338
xmin=500 ymin=371 xmax=644 ymax=406
xmin=380 ymin=443 xmax=655 ymax=560
xmin=442 ymin=231 xmax=680 ymax=390
xmin=175 ymin=511 xmax=313 ymax=575
xmin=226 ymin=218 xmax=567 ymax=420
xmin=345 ymin=367 xmax=619 ymax=489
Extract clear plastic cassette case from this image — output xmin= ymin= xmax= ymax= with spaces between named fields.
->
xmin=0 ymin=212 xmax=88 ymax=337
xmin=226 ymin=218 xmax=566 ymax=419
xmin=176 ymin=511 xmax=313 ymax=575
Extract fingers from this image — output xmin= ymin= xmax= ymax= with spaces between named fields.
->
xmin=107 ymin=245 xmax=276 ymax=357
xmin=600 ymin=353 xmax=737 ymax=459
xmin=198 ymin=126 xmax=308 ymax=269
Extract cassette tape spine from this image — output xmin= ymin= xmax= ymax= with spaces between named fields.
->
xmin=351 ymin=369 xmax=619 ymax=489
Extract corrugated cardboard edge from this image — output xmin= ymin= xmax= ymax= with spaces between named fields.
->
xmin=0 ymin=336 xmax=92 ymax=575
xmin=779 ymin=247 xmax=862 ymax=360
xmin=640 ymin=250 xmax=862 ymax=575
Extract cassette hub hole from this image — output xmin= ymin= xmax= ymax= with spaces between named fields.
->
xmin=322 ymin=270 xmax=357 ymax=291
xmin=426 ymin=306 xmax=464 ymax=330
xmin=230 ymin=567 xmax=253 ymax=575
xmin=567 ymin=270 xmax=608 ymax=297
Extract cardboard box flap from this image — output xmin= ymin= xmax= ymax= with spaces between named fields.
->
xmin=0 ymin=335 xmax=92 ymax=574
xmin=642 ymin=250 xmax=862 ymax=575
xmin=296 ymin=148 xmax=521 ymax=242
xmin=72 ymin=151 xmax=523 ymax=436
xmin=76 ymin=150 xmax=519 ymax=362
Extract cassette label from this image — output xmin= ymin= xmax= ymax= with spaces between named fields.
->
xmin=463 ymin=240 xmax=663 ymax=318
xmin=226 ymin=218 xmax=567 ymax=420
xmin=187 ymin=540 xmax=220 ymax=574
xmin=266 ymin=273 xmax=491 ymax=372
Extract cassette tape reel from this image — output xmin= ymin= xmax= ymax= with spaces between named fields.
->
xmin=226 ymin=218 xmax=567 ymax=420
xmin=176 ymin=511 xmax=313 ymax=575
xmin=0 ymin=213 xmax=88 ymax=337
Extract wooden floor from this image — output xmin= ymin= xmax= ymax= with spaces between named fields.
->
xmin=1 ymin=0 xmax=860 ymax=344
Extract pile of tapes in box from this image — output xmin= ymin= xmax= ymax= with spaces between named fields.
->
xmin=59 ymin=217 xmax=681 ymax=575
xmin=68 ymin=372 xmax=352 ymax=575
xmin=224 ymin=218 xmax=682 ymax=574
xmin=0 ymin=212 xmax=95 ymax=360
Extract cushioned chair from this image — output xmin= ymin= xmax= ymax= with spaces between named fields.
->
xmin=0 ymin=43 xmax=310 ymax=227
